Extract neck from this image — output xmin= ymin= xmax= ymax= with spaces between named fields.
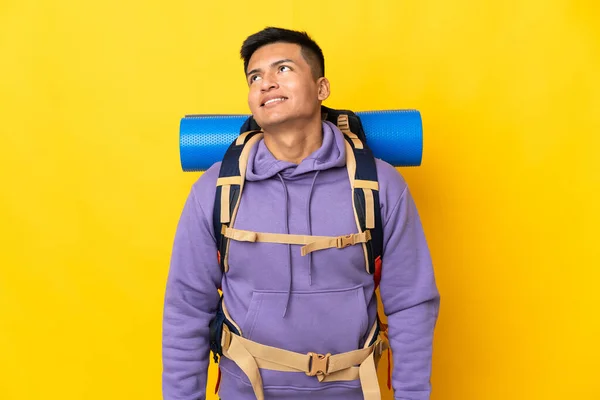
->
xmin=262 ymin=115 xmax=323 ymax=164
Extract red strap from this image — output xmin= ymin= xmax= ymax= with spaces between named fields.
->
xmin=214 ymin=366 xmax=222 ymax=394
xmin=373 ymin=256 xmax=383 ymax=289
xmin=387 ymin=348 xmax=392 ymax=390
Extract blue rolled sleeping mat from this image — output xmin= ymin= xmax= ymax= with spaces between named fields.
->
xmin=179 ymin=107 xmax=423 ymax=171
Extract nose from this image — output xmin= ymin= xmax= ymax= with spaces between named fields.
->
xmin=260 ymin=71 xmax=279 ymax=92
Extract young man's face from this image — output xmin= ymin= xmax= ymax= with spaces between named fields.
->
xmin=246 ymin=42 xmax=329 ymax=130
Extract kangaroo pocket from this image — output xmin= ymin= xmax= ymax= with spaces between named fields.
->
xmin=221 ymin=285 xmax=369 ymax=391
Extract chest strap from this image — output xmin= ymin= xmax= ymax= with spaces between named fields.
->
xmin=222 ymin=227 xmax=371 ymax=256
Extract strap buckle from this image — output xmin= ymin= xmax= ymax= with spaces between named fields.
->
xmin=336 ymin=234 xmax=355 ymax=249
xmin=306 ymin=352 xmax=331 ymax=377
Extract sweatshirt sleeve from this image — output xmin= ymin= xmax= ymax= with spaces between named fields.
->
xmin=379 ymin=185 xmax=440 ymax=400
xmin=162 ymin=184 xmax=222 ymax=400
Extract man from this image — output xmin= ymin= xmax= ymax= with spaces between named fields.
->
xmin=163 ymin=27 xmax=440 ymax=399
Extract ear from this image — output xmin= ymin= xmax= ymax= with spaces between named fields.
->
xmin=317 ymin=77 xmax=330 ymax=101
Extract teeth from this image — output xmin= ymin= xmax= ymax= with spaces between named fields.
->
xmin=264 ymin=97 xmax=285 ymax=106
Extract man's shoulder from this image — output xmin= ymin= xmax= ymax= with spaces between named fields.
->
xmin=189 ymin=161 xmax=222 ymax=215
xmin=193 ymin=161 xmax=222 ymax=188
xmin=373 ymin=158 xmax=410 ymax=225
xmin=374 ymin=158 xmax=407 ymax=195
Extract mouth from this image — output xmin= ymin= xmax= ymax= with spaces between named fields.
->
xmin=261 ymin=97 xmax=288 ymax=107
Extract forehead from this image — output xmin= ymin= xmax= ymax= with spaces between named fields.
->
xmin=247 ymin=42 xmax=305 ymax=70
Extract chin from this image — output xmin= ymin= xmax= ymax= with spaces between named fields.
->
xmin=255 ymin=113 xmax=291 ymax=130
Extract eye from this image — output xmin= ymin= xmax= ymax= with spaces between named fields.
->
xmin=279 ymin=65 xmax=291 ymax=72
xmin=249 ymin=75 xmax=262 ymax=84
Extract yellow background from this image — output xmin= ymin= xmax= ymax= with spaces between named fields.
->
xmin=1 ymin=0 xmax=599 ymax=399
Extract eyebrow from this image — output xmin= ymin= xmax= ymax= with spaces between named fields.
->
xmin=246 ymin=59 xmax=296 ymax=77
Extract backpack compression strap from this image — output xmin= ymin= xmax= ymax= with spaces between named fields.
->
xmin=213 ymin=130 xmax=263 ymax=273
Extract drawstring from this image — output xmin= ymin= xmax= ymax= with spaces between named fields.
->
xmin=305 ymin=171 xmax=320 ymax=286
xmin=278 ymin=170 xmax=320 ymax=315
xmin=277 ymin=173 xmax=293 ymax=317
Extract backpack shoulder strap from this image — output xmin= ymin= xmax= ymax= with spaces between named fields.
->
xmin=336 ymin=113 xmax=384 ymax=285
xmin=213 ymin=130 xmax=263 ymax=272
xmin=322 ymin=106 xmax=368 ymax=143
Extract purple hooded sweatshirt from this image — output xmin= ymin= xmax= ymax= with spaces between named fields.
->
xmin=163 ymin=121 xmax=440 ymax=400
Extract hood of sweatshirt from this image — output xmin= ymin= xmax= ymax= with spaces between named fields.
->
xmin=245 ymin=120 xmax=347 ymax=182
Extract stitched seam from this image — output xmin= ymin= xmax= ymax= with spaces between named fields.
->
xmin=191 ymin=187 xmax=217 ymax=244
xmin=382 ymin=186 xmax=407 ymax=231
xmin=245 ymin=295 xmax=262 ymax=340
xmin=248 ymin=284 xmax=364 ymax=295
